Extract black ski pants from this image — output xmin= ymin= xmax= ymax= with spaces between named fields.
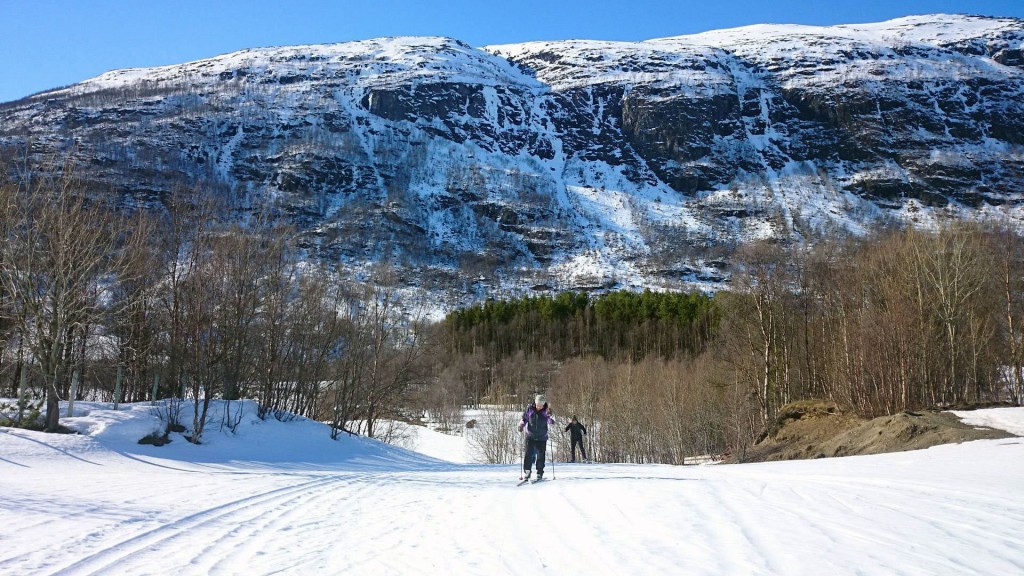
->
xmin=523 ymin=436 xmax=547 ymax=474
xmin=570 ymin=437 xmax=586 ymax=462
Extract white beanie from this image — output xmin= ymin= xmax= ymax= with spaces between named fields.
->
xmin=535 ymin=394 xmax=547 ymax=405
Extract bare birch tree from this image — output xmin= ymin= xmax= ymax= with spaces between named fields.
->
xmin=0 ymin=166 xmax=140 ymax=431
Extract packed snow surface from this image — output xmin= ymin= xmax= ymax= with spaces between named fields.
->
xmin=1 ymin=401 xmax=1022 ymax=575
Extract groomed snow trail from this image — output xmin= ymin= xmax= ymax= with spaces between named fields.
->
xmin=1 ymin=406 xmax=1023 ymax=575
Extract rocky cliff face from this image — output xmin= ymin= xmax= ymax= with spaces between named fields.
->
xmin=2 ymin=14 xmax=1022 ymax=302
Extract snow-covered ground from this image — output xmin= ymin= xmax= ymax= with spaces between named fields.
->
xmin=1 ymin=400 xmax=1022 ymax=575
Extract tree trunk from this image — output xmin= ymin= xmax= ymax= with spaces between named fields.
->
xmin=45 ymin=381 xmax=60 ymax=432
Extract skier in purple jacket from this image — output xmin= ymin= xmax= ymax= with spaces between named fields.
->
xmin=518 ymin=394 xmax=555 ymax=480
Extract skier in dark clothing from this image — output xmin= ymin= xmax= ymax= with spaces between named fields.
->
xmin=565 ymin=415 xmax=587 ymax=462
xmin=518 ymin=394 xmax=555 ymax=480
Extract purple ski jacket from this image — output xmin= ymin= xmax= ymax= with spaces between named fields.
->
xmin=520 ymin=404 xmax=555 ymax=440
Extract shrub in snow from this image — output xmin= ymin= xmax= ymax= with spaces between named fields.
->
xmin=152 ymin=398 xmax=186 ymax=436
xmin=137 ymin=431 xmax=171 ymax=446
xmin=0 ymin=399 xmax=44 ymax=430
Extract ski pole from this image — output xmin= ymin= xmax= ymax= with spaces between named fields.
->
xmin=519 ymin=428 xmax=525 ymax=481
xmin=550 ymin=435 xmax=555 ymax=480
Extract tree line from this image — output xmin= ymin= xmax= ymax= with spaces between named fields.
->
xmin=3 ymin=164 xmax=1022 ymax=464
xmin=445 ymin=289 xmax=716 ymax=362
xmin=0 ymin=166 xmax=426 ymax=441
xmin=438 ymin=223 xmax=1024 ymax=463
xmin=723 ymin=225 xmax=1023 ymax=423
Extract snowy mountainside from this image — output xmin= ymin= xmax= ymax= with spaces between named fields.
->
xmin=2 ymin=15 xmax=1023 ymax=304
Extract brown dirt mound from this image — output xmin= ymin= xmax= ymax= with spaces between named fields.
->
xmin=730 ymin=400 xmax=1015 ymax=463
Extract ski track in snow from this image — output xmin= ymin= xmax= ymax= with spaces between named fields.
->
xmin=2 ymin=405 xmax=1024 ymax=575
xmin=11 ymin=462 xmax=1023 ymax=576
xmin=53 ymin=474 xmax=347 ymax=575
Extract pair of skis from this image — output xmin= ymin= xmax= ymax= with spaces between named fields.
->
xmin=516 ymin=476 xmax=546 ymax=486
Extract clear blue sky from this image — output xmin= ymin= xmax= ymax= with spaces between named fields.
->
xmin=2 ymin=0 xmax=1022 ymax=103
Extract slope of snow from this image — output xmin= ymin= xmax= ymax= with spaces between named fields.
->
xmin=656 ymin=13 xmax=1022 ymax=51
xmin=1 ymin=401 xmax=1022 ymax=575
xmin=487 ymin=39 xmax=736 ymax=96
xmin=653 ymin=15 xmax=1022 ymax=91
xmin=839 ymin=14 xmax=1024 ymax=45
xmin=49 ymin=36 xmax=544 ymax=97
xmin=954 ymin=406 xmax=1024 ymax=436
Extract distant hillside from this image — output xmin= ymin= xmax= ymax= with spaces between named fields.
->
xmin=2 ymin=14 xmax=1023 ymax=304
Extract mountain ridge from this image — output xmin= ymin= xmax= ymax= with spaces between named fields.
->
xmin=2 ymin=13 xmax=1022 ymax=306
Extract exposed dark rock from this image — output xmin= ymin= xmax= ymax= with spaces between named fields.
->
xmin=1 ymin=16 xmax=1022 ymax=298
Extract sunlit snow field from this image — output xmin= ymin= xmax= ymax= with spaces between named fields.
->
xmin=1 ymin=400 xmax=1022 ymax=575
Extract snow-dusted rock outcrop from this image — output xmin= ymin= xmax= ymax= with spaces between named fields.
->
xmin=1 ymin=15 xmax=1022 ymax=300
